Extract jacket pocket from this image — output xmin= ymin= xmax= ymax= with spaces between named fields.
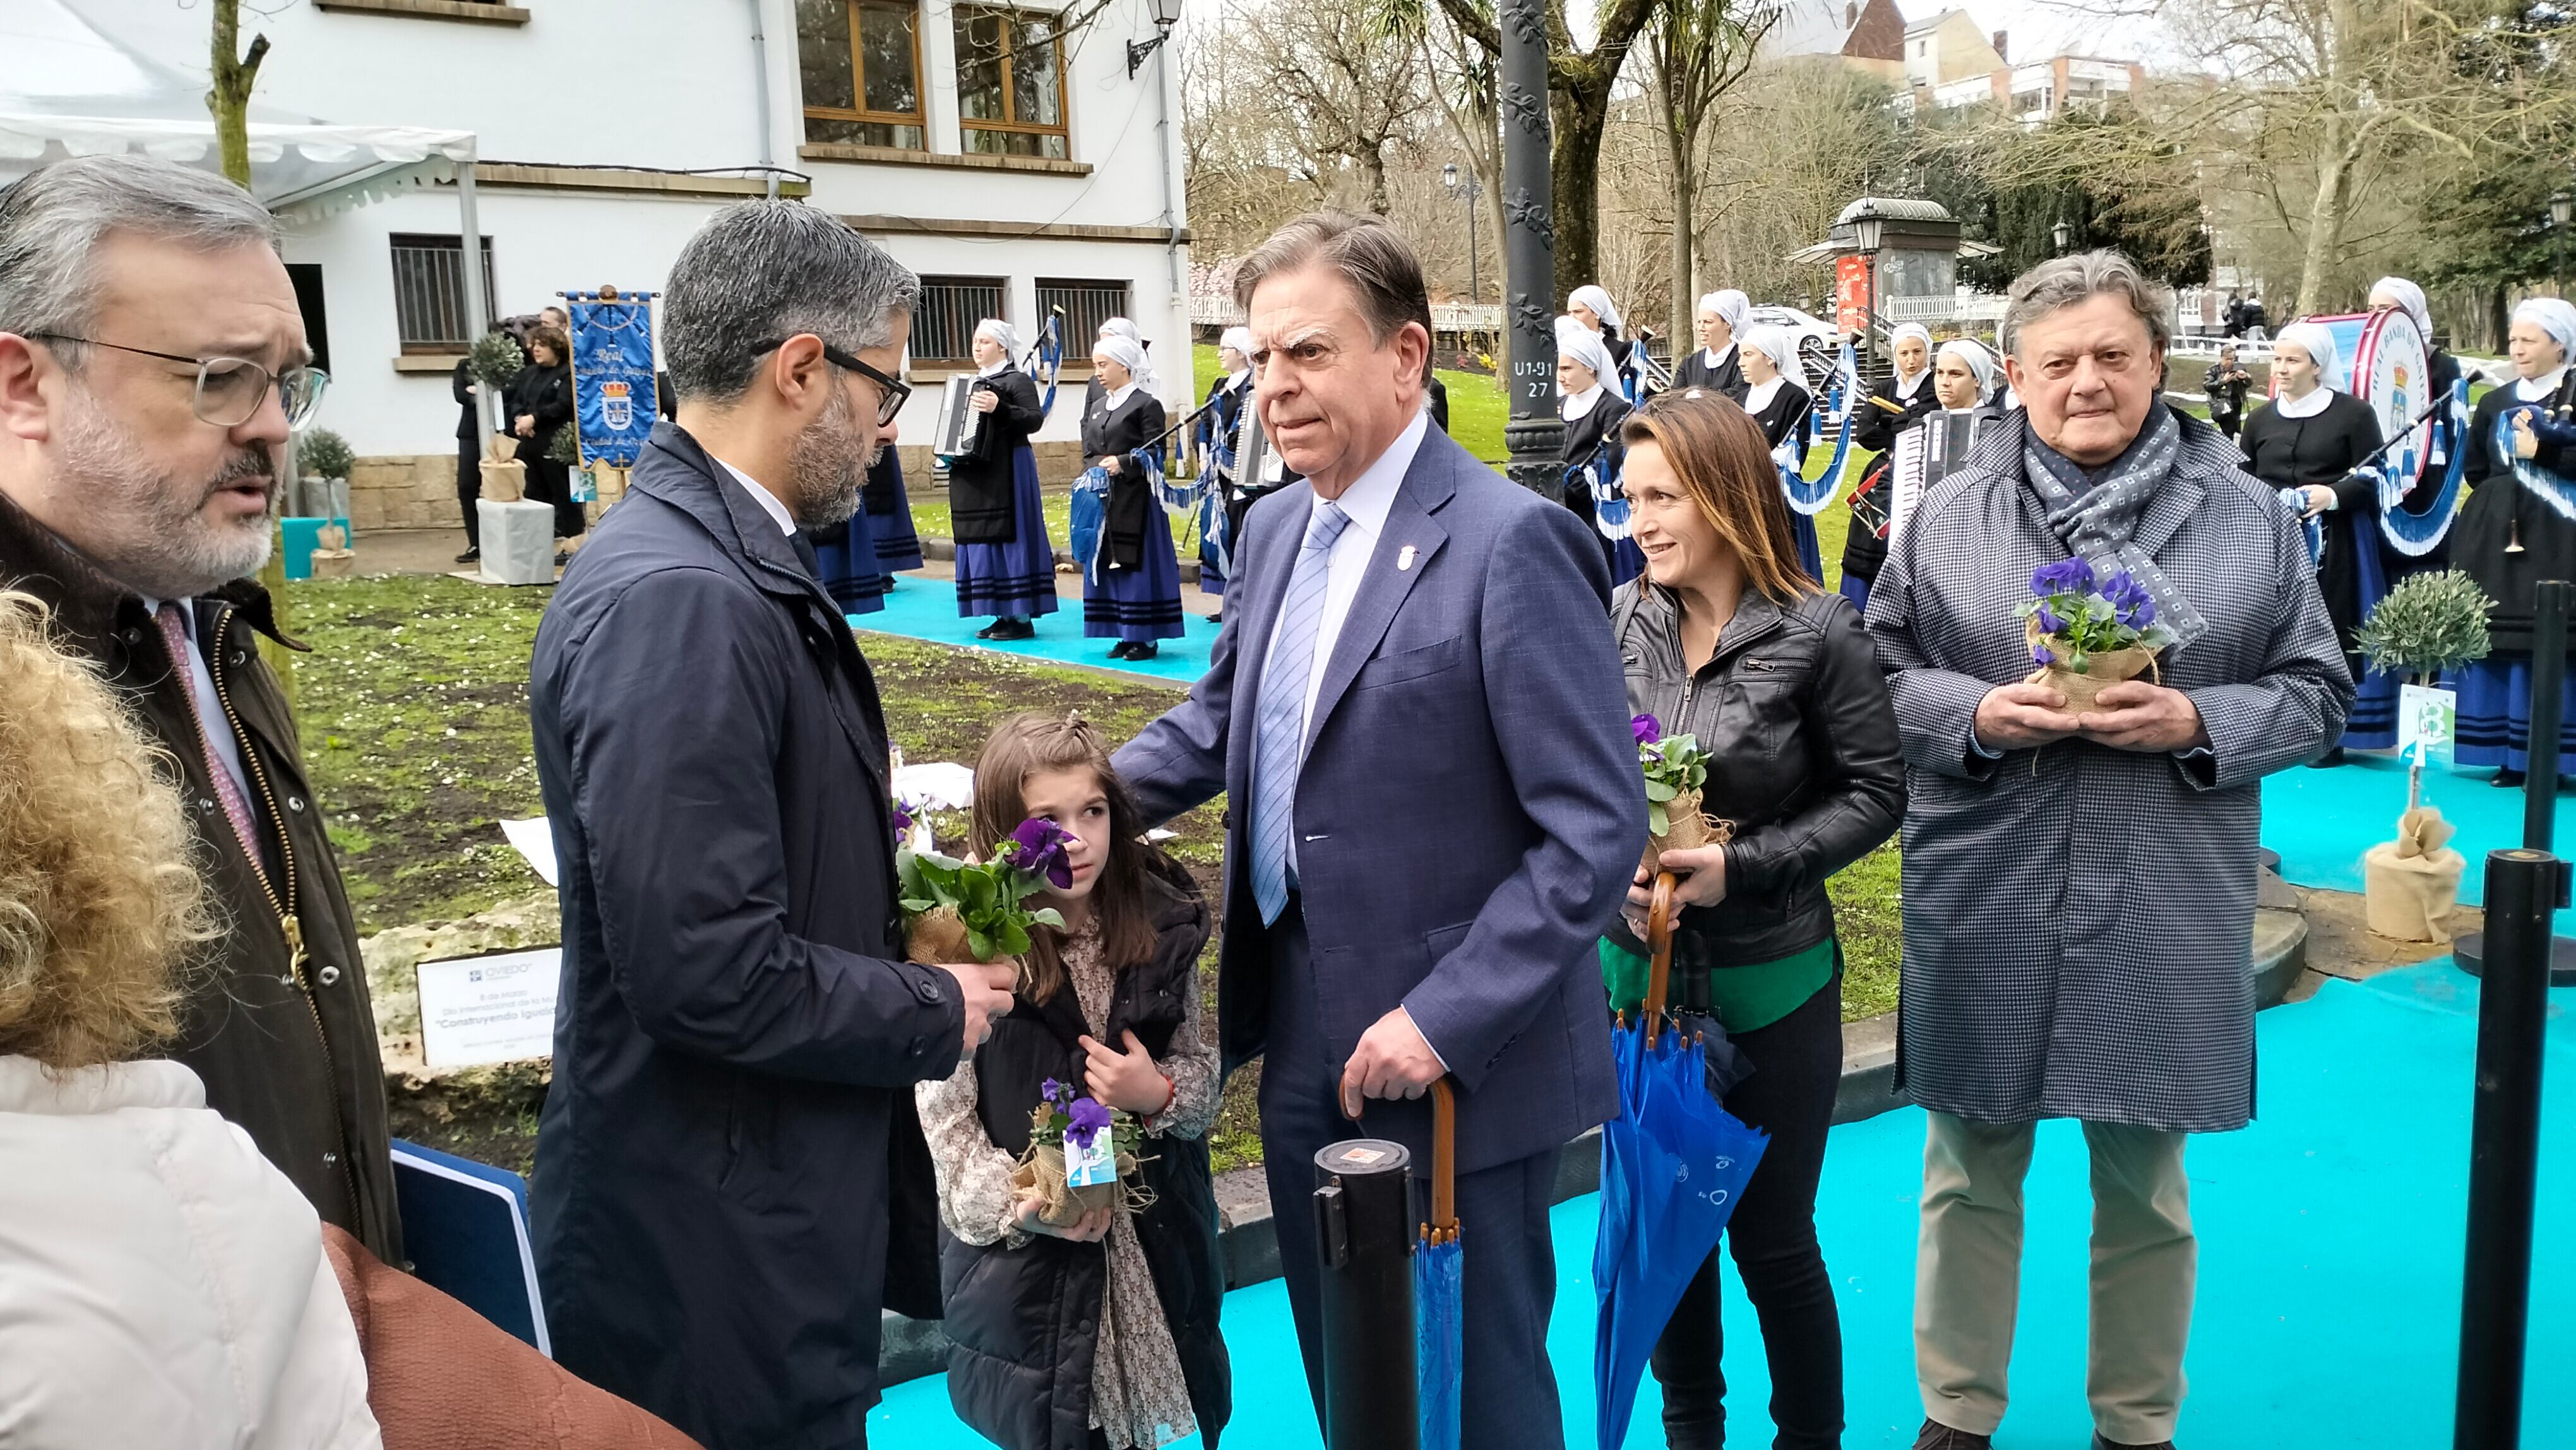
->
xmin=1353 ymin=635 xmax=1463 ymax=691
xmin=1424 ymin=920 xmax=1474 ymax=966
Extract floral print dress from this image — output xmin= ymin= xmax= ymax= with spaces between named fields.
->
xmin=916 ymin=916 xmax=1221 ymax=1448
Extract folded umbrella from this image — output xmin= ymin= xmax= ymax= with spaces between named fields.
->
xmin=1417 ymin=1077 xmax=1462 ymax=1450
xmin=1594 ymin=875 xmax=1770 ymax=1450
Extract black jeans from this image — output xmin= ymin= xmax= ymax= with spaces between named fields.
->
xmin=456 ymin=440 xmax=482 ymax=548
xmin=1650 ymin=974 xmax=1844 ymax=1449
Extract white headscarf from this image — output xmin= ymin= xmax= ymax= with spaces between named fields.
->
xmin=1556 ymin=315 xmax=1616 ymax=417
xmin=1890 ymin=323 xmax=1934 ymax=395
xmin=2273 ymin=320 xmax=2342 ymax=395
xmin=1217 ymin=325 xmax=1255 ymax=388
xmin=1568 ymin=285 xmax=1624 ymax=335
xmin=2513 ymin=297 xmax=2576 ymax=366
xmin=1935 ymin=338 xmax=2000 ymax=405
xmin=974 ymin=318 xmax=1017 ymax=375
xmin=1094 ymin=335 xmax=1148 ymax=406
xmin=1098 ymin=316 xmax=1159 ymax=392
xmin=1740 ymin=324 xmax=1799 ymax=385
xmin=1699 ymin=289 xmax=1750 ymax=338
xmin=2369 ymin=277 xmax=2432 ymax=340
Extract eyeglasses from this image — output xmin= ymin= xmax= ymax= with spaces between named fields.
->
xmin=31 ymin=335 xmax=328 ymax=429
xmin=751 ymin=337 xmax=910 ymax=426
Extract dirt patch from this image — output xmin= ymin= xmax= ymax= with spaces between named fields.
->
xmin=2294 ymin=881 xmax=2476 ymax=985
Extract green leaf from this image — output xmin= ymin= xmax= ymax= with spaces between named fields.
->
xmin=1647 ymin=803 xmax=1669 ymax=835
xmin=1027 ymin=907 xmax=1066 ymax=929
xmin=966 ymin=926 xmax=995 ymax=962
xmin=898 ymin=897 xmax=934 ymax=914
xmin=1644 ymin=779 xmax=1677 ymax=802
xmin=997 ymin=920 xmax=1032 ymax=957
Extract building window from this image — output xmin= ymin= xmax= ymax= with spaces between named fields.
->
xmin=914 ymin=275 xmax=1007 ymax=364
xmin=955 ymin=7 xmax=1069 ymax=160
xmin=388 ymin=233 xmax=497 ymax=351
xmin=801 ymin=0 xmax=926 ymax=150
xmin=1037 ymin=279 xmax=1130 ymax=352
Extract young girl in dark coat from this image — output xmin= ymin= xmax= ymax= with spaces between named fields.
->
xmin=918 ymin=714 xmax=1229 ymax=1450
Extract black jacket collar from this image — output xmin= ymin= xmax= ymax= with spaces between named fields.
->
xmin=631 ymin=421 xmax=830 ymax=606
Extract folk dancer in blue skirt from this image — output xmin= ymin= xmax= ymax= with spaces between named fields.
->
xmin=2238 ymin=320 xmax=2388 ymax=765
xmin=862 ymin=443 xmax=923 ymax=580
xmin=1082 ymin=335 xmax=1184 ymax=661
xmin=1193 ymin=325 xmax=1256 ymax=617
xmin=1557 ymin=314 xmax=1640 ymax=585
xmin=951 ymin=318 xmax=1059 ymax=641
xmin=804 ymin=497 xmax=889 ymax=618
xmin=2452 ymin=297 xmax=2576 ymax=785
xmin=1739 ymin=323 xmax=1822 ymax=583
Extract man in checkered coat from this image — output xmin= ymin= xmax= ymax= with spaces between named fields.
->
xmin=1866 ymin=251 xmax=2352 ymax=1450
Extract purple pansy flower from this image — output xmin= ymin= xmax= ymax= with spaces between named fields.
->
xmin=1041 ymin=1078 xmax=1067 ymax=1105
xmin=1005 ymin=818 xmax=1076 ymax=890
xmin=1066 ymin=1096 xmax=1113 ymax=1150
xmin=2032 ymin=644 xmax=2055 ymax=667
xmin=1631 ymin=713 xmax=1662 ymax=746
xmin=891 ymin=796 xmax=915 ymax=839
xmin=2034 ymin=602 xmax=2067 ymax=635
xmin=2029 ymin=558 xmax=2096 ymax=598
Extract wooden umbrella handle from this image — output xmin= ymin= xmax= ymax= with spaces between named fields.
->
xmin=1429 ymin=1076 xmax=1457 ymax=1237
xmin=1644 ymin=872 xmax=1678 ymax=1050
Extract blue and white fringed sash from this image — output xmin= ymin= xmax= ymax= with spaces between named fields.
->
xmin=2499 ymin=405 xmax=2576 ymax=526
xmin=2016 ymin=405 xmax=2213 ymax=649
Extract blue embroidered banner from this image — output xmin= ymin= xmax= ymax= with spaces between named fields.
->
xmin=566 ymin=291 xmax=657 ymax=469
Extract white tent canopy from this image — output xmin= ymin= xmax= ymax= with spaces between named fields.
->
xmin=0 ymin=0 xmax=476 ymax=223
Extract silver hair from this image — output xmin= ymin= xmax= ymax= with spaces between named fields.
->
xmin=1998 ymin=249 xmax=2174 ymax=360
xmin=662 ymin=201 xmax=920 ymax=404
xmin=0 ymin=155 xmax=278 ymax=373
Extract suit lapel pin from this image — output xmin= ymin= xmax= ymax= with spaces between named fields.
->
xmin=1397 ymin=544 xmax=1417 ymax=572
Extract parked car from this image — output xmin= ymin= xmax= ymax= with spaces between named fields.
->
xmin=1748 ymin=304 xmax=1844 ymax=392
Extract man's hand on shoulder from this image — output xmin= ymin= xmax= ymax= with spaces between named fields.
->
xmin=938 ymin=962 xmax=1017 ymax=1062
xmin=1339 ymin=1007 xmax=1445 ymax=1120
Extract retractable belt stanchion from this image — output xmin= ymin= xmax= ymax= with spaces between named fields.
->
xmin=2452 ymin=846 xmax=2567 ymax=1450
xmin=1314 ymin=1137 xmax=1419 ymax=1450
xmin=2455 ymin=579 xmax=2576 ymax=984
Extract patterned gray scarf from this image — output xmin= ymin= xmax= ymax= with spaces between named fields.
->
xmin=2016 ymin=405 xmax=2210 ymax=648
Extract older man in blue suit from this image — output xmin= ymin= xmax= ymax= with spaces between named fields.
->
xmin=1114 ymin=212 xmax=1641 ymax=1446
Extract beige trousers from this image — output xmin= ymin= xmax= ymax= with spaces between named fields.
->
xmin=1914 ymin=1113 xmax=2196 ymax=1446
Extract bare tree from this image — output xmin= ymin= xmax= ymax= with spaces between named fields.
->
xmin=1644 ymin=0 xmax=1774 ymax=343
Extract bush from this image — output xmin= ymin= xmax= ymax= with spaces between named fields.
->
xmin=299 ymin=428 xmax=355 ymax=481
xmin=2357 ymin=569 xmax=2496 ymax=680
xmin=468 ymin=330 xmax=527 ymax=390
xmin=546 ymin=422 xmax=581 ymax=466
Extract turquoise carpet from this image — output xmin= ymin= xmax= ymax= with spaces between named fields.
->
xmin=868 ymin=964 xmax=2576 ymax=1447
xmin=849 ymin=575 xmax=1217 ymax=685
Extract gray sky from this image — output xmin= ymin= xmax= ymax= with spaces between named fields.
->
xmin=1896 ymin=0 xmax=2177 ymax=67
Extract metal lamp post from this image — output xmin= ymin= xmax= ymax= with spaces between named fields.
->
xmin=1441 ymin=162 xmax=1481 ymax=304
xmin=2053 ymin=217 xmax=2072 ymax=255
xmin=1127 ymin=0 xmax=1183 ymax=75
xmin=2552 ymin=191 xmax=2572 ymax=297
xmin=1497 ymin=0 xmax=1560 ymax=496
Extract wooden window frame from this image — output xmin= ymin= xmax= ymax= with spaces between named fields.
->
xmin=955 ymin=6 xmax=1071 ymax=153
xmin=803 ymin=0 xmax=929 ymax=149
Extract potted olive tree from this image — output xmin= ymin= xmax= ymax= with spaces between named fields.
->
xmin=2354 ymin=570 xmax=2496 ymax=942
xmin=468 ymin=330 xmax=528 ymax=503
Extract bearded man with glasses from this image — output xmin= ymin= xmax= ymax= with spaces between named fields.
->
xmin=0 ymin=155 xmax=398 ymax=1262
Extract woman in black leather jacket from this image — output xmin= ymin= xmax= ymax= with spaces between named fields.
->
xmin=1606 ymin=387 xmax=1904 ymax=1450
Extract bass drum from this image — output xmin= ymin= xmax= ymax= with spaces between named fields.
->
xmin=2277 ymin=308 xmax=2458 ymax=556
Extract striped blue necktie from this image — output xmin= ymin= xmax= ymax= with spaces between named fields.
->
xmin=1250 ymin=500 xmax=1352 ymax=925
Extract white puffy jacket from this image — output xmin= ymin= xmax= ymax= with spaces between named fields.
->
xmin=0 ymin=1055 xmax=381 ymax=1449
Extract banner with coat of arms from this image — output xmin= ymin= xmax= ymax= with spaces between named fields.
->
xmin=566 ymin=290 xmax=657 ymax=469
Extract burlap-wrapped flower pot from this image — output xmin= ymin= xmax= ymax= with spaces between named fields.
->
xmin=2024 ymin=616 xmax=2159 ymax=712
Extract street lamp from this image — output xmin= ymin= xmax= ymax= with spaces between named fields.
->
xmin=2553 ymin=191 xmax=2573 ymax=295
xmin=2053 ymin=217 xmax=2073 ymax=254
xmin=1498 ymin=0 xmax=1560 ymax=495
xmin=1128 ymin=0 xmax=1183 ymax=76
xmin=1441 ymin=162 xmax=1482 ymax=304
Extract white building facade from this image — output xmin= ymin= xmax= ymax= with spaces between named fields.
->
xmin=66 ymin=0 xmax=1191 ymax=528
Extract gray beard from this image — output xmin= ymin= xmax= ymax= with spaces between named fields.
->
xmin=54 ymin=388 xmax=277 ymax=600
xmin=784 ymin=385 xmax=873 ymax=529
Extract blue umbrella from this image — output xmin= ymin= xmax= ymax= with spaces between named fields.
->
xmin=1594 ymin=876 xmax=1770 ymax=1450
xmin=1417 ymin=1077 xmax=1463 ymax=1450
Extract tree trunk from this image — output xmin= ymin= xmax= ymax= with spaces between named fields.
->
xmin=208 ymin=0 xmax=292 ymax=703
xmin=1654 ymin=47 xmax=1695 ymax=348
xmin=1551 ymin=75 xmax=1616 ymax=303
xmin=2295 ymin=119 xmax=2349 ymax=318
xmin=1363 ymin=145 xmax=1392 ymax=217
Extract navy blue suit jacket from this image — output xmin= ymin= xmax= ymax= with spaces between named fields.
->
xmin=1114 ymin=424 xmax=1641 ymax=1175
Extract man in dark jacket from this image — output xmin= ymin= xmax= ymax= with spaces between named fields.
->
xmin=453 ymin=357 xmax=485 ymax=562
xmin=528 ymin=200 xmax=1016 ymax=1450
xmin=0 ymin=154 xmax=402 ymax=1261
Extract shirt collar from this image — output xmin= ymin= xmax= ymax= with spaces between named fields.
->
xmin=2274 ymin=384 xmax=2334 ymax=419
xmin=978 ymin=357 xmax=1010 ymax=378
xmin=1894 ymin=368 xmax=1929 ymax=398
xmin=1744 ymin=376 xmax=1785 ymax=412
xmin=2519 ymin=367 xmax=2570 ymax=401
xmin=708 ymin=453 xmax=799 ymax=536
xmin=1702 ymin=342 xmax=1734 ymax=369
xmin=1226 ymin=368 xmax=1251 ymax=390
xmin=1103 ymin=381 xmax=1138 ymax=412
xmin=1562 ymin=384 xmax=1606 ymax=421
xmin=1318 ymin=409 xmax=1428 ymax=542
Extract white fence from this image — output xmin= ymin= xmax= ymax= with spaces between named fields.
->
xmin=1884 ymin=293 xmax=2010 ymax=325
xmin=1190 ymin=296 xmax=1503 ymax=331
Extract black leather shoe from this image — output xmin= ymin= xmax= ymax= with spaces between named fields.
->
xmin=2494 ymin=768 xmax=2528 ymax=788
xmin=2093 ymin=1434 xmax=2176 ymax=1450
xmin=1914 ymin=1422 xmax=1994 ymax=1450
xmin=1126 ymin=642 xmax=1158 ymax=661
xmin=973 ymin=622 xmax=1001 ymax=639
xmin=986 ymin=619 xmax=1034 ymax=642
xmin=455 ymin=547 xmax=480 ymax=565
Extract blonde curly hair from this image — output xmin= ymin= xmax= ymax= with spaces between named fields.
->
xmin=0 ymin=590 xmax=215 ymax=1069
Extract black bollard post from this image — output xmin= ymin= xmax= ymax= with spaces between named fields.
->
xmin=2453 ymin=847 xmax=2568 ymax=1450
xmin=1314 ymin=1139 xmax=1418 ymax=1450
xmin=2521 ymin=580 xmax=2569 ymax=851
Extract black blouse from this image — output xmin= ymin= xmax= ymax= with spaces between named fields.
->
xmin=1675 ymin=345 xmax=1747 ymax=402
xmin=1085 ymin=388 xmax=1169 ymax=572
xmin=946 ymin=368 xmax=1044 ymax=544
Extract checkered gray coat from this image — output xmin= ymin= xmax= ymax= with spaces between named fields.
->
xmin=1866 ymin=409 xmax=2352 ymax=1132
